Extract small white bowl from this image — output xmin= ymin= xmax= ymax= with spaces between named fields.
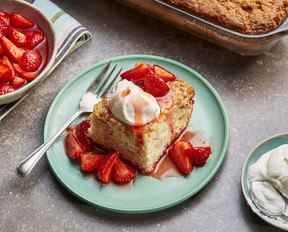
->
xmin=0 ymin=0 xmax=56 ymax=105
xmin=241 ymin=133 xmax=288 ymax=231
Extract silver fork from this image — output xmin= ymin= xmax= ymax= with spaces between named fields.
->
xmin=17 ymin=62 xmax=122 ymax=177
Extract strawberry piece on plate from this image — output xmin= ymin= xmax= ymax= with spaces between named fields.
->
xmin=169 ymin=141 xmax=193 ymax=175
xmin=112 ymin=159 xmax=136 ymax=185
xmin=13 ymin=63 xmax=37 ymax=81
xmin=80 ymin=152 xmax=105 ymax=173
xmin=121 ymin=63 xmax=152 ymax=84
xmin=97 ymin=153 xmax=118 ymax=184
xmin=188 ymin=146 xmax=212 ymax=167
xmin=0 ymin=82 xmax=14 ymax=95
xmin=143 ymin=75 xmax=170 ymax=97
xmin=25 ymin=30 xmax=44 ymax=49
xmin=65 ymin=128 xmax=84 ymax=160
xmin=153 ymin=65 xmax=176 ymax=82
xmin=0 ymin=36 xmax=25 ymax=62
xmin=11 ymin=76 xmax=27 ymax=89
xmin=19 ymin=50 xmax=42 ymax=72
xmin=76 ymin=120 xmax=93 ymax=151
xmin=0 ymin=63 xmax=13 ymax=83
xmin=10 ymin=13 xmax=34 ymax=29
xmin=9 ymin=27 xmax=26 ymax=47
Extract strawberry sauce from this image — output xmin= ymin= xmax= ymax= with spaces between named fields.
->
xmin=0 ymin=11 xmax=48 ymax=95
xmin=132 ymin=96 xmax=148 ymax=126
xmin=181 ymin=130 xmax=210 ymax=147
xmin=151 ymin=155 xmax=181 ymax=180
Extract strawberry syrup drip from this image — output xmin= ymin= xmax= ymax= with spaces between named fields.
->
xmin=132 ymin=96 xmax=147 ymax=126
xmin=131 ymin=94 xmax=153 ymax=145
xmin=132 ymin=126 xmax=144 ymax=146
xmin=130 ymin=96 xmax=149 ymax=146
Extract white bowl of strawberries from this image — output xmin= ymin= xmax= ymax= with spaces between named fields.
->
xmin=0 ymin=0 xmax=56 ymax=105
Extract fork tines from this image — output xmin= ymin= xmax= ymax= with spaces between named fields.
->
xmin=87 ymin=62 xmax=122 ymax=98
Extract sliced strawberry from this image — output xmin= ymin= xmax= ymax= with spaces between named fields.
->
xmin=0 ymin=55 xmax=15 ymax=78
xmin=19 ymin=50 xmax=42 ymax=72
xmin=80 ymin=152 xmax=105 ymax=173
xmin=0 ymin=12 xmax=10 ymax=26
xmin=0 ymin=27 xmax=8 ymax=37
xmin=76 ymin=120 xmax=93 ymax=151
xmin=112 ymin=159 xmax=136 ymax=185
xmin=24 ymin=30 xmax=44 ymax=49
xmin=169 ymin=141 xmax=193 ymax=175
xmin=11 ymin=76 xmax=27 ymax=89
xmin=65 ymin=128 xmax=84 ymax=160
xmin=153 ymin=65 xmax=176 ymax=82
xmin=9 ymin=27 xmax=26 ymax=47
xmin=188 ymin=146 xmax=212 ymax=167
xmin=0 ymin=36 xmax=25 ymax=62
xmin=0 ymin=12 xmax=10 ymax=36
xmin=13 ymin=63 xmax=37 ymax=81
xmin=97 ymin=153 xmax=118 ymax=184
xmin=0 ymin=44 xmax=4 ymax=55
xmin=10 ymin=13 xmax=34 ymax=29
xmin=121 ymin=63 xmax=152 ymax=84
xmin=0 ymin=82 xmax=14 ymax=95
xmin=0 ymin=63 xmax=13 ymax=83
xmin=143 ymin=75 xmax=170 ymax=97
xmin=0 ymin=26 xmax=8 ymax=37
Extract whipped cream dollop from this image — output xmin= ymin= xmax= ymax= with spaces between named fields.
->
xmin=108 ymin=79 xmax=160 ymax=126
xmin=248 ymin=144 xmax=288 ymax=216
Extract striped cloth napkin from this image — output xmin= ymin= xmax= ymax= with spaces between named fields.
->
xmin=0 ymin=0 xmax=92 ymax=121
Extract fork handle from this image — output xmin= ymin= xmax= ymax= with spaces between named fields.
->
xmin=17 ymin=110 xmax=83 ymax=177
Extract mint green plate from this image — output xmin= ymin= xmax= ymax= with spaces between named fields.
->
xmin=44 ymin=55 xmax=229 ymax=214
xmin=241 ymin=134 xmax=288 ymax=230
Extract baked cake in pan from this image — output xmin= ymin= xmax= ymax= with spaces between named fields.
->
xmin=165 ymin=0 xmax=288 ymax=34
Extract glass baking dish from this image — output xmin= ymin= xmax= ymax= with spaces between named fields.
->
xmin=118 ymin=0 xmax=288 ymax=56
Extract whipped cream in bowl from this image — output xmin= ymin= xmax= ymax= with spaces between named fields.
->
xmin=242 ymin=136 xmax=288 ymax=230
xmin=108 ymin=80 xmax=160 ymax=126
xmin=247 ymin=144 xmax=288 ymax=217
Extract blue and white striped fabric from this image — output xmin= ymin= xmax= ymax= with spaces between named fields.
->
xmin=26 ymin=0 xmax=92 ymax=71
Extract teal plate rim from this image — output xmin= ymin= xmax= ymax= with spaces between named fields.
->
xmin=44 ymin=54 xmax=230 ymax=214
xmin=241 ymin=133 xmax=288 ymax=230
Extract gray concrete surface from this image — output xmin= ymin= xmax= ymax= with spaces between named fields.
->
xmin=1 ymin=0 xmax=288 ymax=231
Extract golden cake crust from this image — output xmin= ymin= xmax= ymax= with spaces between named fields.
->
xmin=166 ymin=0 xmax=288 ymax=34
